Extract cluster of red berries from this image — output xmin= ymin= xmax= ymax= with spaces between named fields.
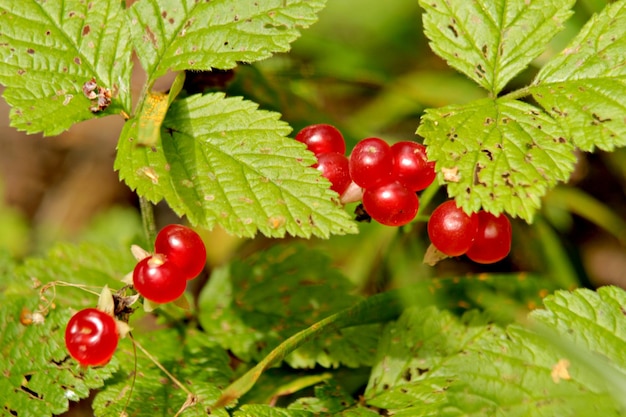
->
xmin=295 ymin=124 xmax=436 ymax=226
xmin=64 ymin=225 xmax=207 ymax=366
xmin=427 ymin=200 xmax=512 ymax=264
xmin=132 ymin=224 xmax=207 ymax=304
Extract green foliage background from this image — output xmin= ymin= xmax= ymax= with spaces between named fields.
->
xmin=1 ymin=0 xmax=626 ymax=416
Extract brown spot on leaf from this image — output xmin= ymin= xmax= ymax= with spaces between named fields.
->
xmin=82 ymin=25 xmax=90 ymax=36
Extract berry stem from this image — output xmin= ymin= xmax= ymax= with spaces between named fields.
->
xmin=133 ymin=336 xmax=195 ymax=398
xmin=139 ymin=196 xmax=157 ymax=244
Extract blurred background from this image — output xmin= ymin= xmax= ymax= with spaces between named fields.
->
xmin=1 ymin=0 xmax=625 ymax=295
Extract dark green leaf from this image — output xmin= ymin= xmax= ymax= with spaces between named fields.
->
xmin=0 ymin=293 xmax=118 ymax=417
xmin=198 ymin=244 xmax=378 ymax=368
xmin=93 ymin=329 xmax=232 ymax=417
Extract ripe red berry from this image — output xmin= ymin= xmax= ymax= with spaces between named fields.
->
xmin=391 ymin=141 xmax=436 ymax=192
xmin=155 ymin=225 xmax=206 ymax=280
xmin=65 ymin=308 xmax=119 ymax=366
xmin=427 ymin=200 xmax=479 ymax=256
xmin=133 ymin=254 xmax=187 ymax=303
xmin=295 ymin=124 xmax=346 ymax=156
xmin=465 ymin=211 xmax=512 ymax=264
xmin=362 ymin=182 xmax=419 ymax=226
xmin=314 ymin=152 xmax=351 ymax=195
xmin=349 ymin=137 xmax=394 ymax=189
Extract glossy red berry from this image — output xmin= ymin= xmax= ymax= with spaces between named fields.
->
xmin=295 ymin=124 xmax=346 ymax=156
xmin=314 ymin=152 xmax=351 ymax=195
xmin=349 ymin=137 xmax=394 ymax=189
xmin=133 ymin=254 xmax=187 ymax=303
xmin=155 ymin=225 xmax=206 ymax=280
xmin=391 ymin=141 xmax=436 ymax=192
xmin=427 ymin=200 xmax=479 ymax=256
xmin=466 ymin=211 xmax=512 ymax=264
xmin=65 ymin=308 xmax=119 ymax=366
xmin=362 ymin=182 xmax=419 ymax=226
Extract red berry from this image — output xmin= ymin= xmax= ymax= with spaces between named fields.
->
xmin=391 ymin=141 xmax=436 ymax=191
xmin=427 ymin=200 xmax=479 ymax=256
xmin=314 ymin=152 xmax=351 ymax=195
xmin=155 ymin=225 xmax=206 ymax=280
xmin=295 ymin=124 xmax=346 ymax=156
xmin=65 ymin=308 xmax=119 ymax=366
xmin=466 ymin=211 xmax=512 ymax=264
xmin=133 ymin=254 xmax=187 ymax=303
xmin=349 ymin=137 xmax=394 ymax=189
xmin=362 ymin=182 xmax=419 ymax=226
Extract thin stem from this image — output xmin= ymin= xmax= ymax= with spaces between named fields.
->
xmin=139 ymin=196 xmax=157 ymax=244
xmin=133 ymin=337 xmax=195 ymax=397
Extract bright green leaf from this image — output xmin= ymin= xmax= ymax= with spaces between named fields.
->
xmin=531 ymin=286 xmax=626 ymax=374
xmin=198 ymin=244 xmax=379 ymax=368
xmin=531 ymin=0 xmax=626 ymax=151
xmin=419 ymin=0 xmax=574 ymax=94
xmin=116 ymin=93 xmax=357 ymax=238
xmin=0 ymin=0 xmax=133 ymax=135
xmin=365 ymin=287 xmax=626 ymax=416
xmin=128 ymin=0 xmax=326 ymax=84
xmin=419 ymin=98 xmax=576 ymax=221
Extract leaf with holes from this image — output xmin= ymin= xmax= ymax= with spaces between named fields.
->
xmin=0 ymin=0 xmax=133 ymax=135
xmin=418 ymin=0 xmax=574 ymax=94
xmin=198 ymin=244 xmax=379 ymax=368
xmin=0 ymin=293 xmax=119 ymax=417
xmin=115 ymin=93 xmax=357 ymax=238
xmin=419 ymin=98 xmax=576 ymax=221
xmin=128 ymin=0 xmax=326 ymax=84
xmin=531 ymin=0 xmax=626 ymax=152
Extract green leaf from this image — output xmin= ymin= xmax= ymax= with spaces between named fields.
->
xmin=234 ymin=405 xmax=315 ymax=417
xmin=419 ymin=0 xmax=574 ymax=94
xmin=531 ymin=286 xmax=626 ymax=376
xmin=0 ymin=293 xmax=118 ymax=417
xmin=14 ymin=241 xmax=136 ymax=309
xmin=116 ymin=93 xmax=356 ymax=237
xmin=93 ymin=329 xmax=232 ymax=417
xmin=0 ymin=0 xmax=133 ymax=135
xmin=365 ymin=287 xmax=626 ymax=416
xmin=531 ymin=0 xmax=626 ymax=151
xmin=364 ymin=307 xmax=487 ymax=413
xmin=419 ymin=98 xmax=576 ymax=221
xmin=198 ymin=244 xmax=379 ymax=368
xmin=128 ymin=0 xmax=326 ymax=83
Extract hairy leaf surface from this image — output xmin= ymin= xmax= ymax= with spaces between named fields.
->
xmin=419 ymin=98 xmax=576 ymax=220
xmin=364 ymin=287 xmax=626 ymax=416
xmin=532 ymin=0 xmax=626 ymax=151
xmin=116 ymin=93 xmax=356 ymax=237
xmin=128 ymin=0 xmax=325 ymax=83
xmin=419 ymin=0 xmax=574 ymax=94
xmin=0 ymin=0 xmax=133 ymax=135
